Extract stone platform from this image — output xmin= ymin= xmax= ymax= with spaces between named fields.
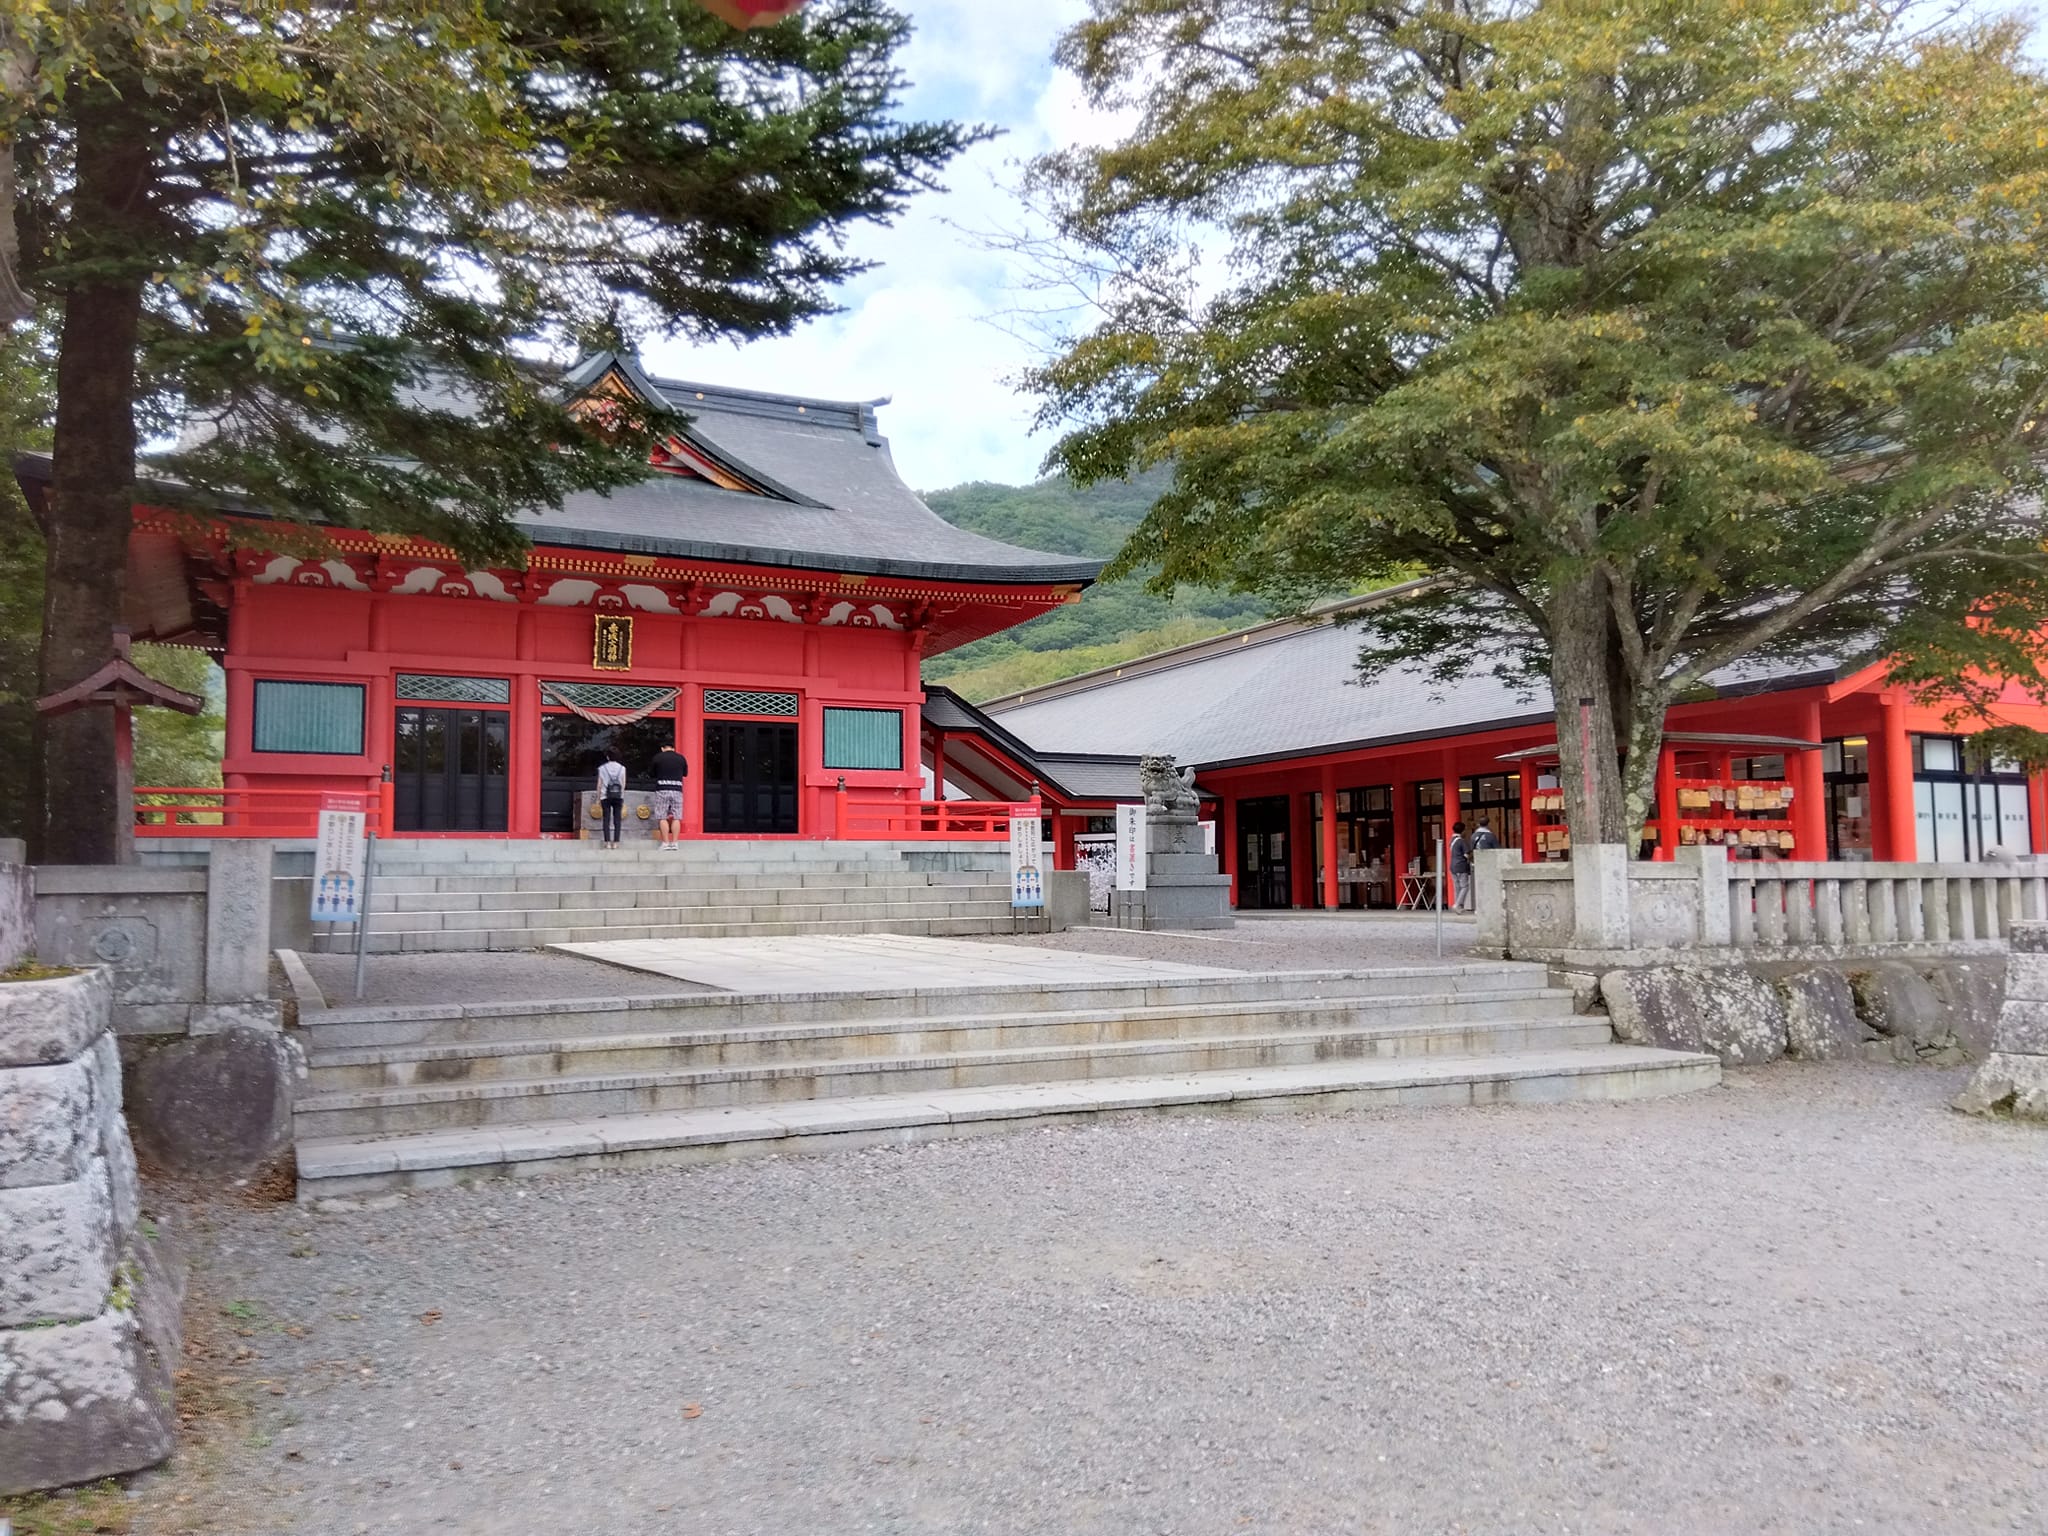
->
xmin=289 ymin=939 xmax=1719 ymax=1198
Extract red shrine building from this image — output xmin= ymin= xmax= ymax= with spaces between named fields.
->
xmin=16 ymin=353 xmax=1101 ymax=841
xmin=977 ymin=589 xmax=2048 ymax=911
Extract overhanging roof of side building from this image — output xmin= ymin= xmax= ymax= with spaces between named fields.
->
xmin=921 ymin=685 xmax=1192 ymax=806
xmin=982 ymin=586 xmax=1852 ymax=772
xmin=12 ymin=350 xmax=1105 ymax=590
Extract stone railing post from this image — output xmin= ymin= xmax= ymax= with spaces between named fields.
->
xmin=1473 ymin=845 xmax=1514 ymax=954
xmin=1570 ymin=843 xmax=1632 ymax=952
xmin=1676 ymin=844 xmax=1730 ymax=946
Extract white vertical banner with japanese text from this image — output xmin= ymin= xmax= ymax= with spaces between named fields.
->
xmin=312 ymin=795 xmax=369 ymax=924
xmin=1115 ymin=803 xmax=1148 ymax=891
xmin=1008 ymin=814 xmax=1044 ymax=908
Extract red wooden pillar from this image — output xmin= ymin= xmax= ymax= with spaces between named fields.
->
xmin=1391 ymin=775 xmax=1412 ymax=880
xmin=1290 ymin=788 xmax=1313 ymax=909
xmin=509 ymin=606 xmax=541 ymax=837
xmin=1320 ymin=763 xmax=1340 ymax=910
xmin=1440 ymin=753 xmax=1461 ymax=906
xmin=1220 ymin=792 xmax=1238 ymax=907
xmin=679 ymin=683 xmax=706 ymax=836
xmin=1875 ymin=695 xmax=1916 ymax=861
xmin=2031 ymin=771 xmax=2048 ymax=856
xmin=1053 ymin=810 xmax=1077 ymax=871
xmin=1654 ymin=743 xmax=1678 ymax=861
xmin=1792 ymin=699 xmax=1827 ymax=860
xmin=1519 ymin=767 xmax=1537 ymax=856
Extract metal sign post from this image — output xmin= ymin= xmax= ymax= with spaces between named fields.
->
xmin=312 ymin=794 xmax=372 ymax=988
xmin=352 ymin=833 xmax=378 ymax=1001
xmin=1434 ymin=836 xmax=1444 ymax=958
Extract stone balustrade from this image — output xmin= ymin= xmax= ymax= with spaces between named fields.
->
xmin=1481 ymin=844 xmax=2044 ymax=962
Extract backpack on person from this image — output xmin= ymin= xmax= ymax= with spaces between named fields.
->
xmin=599 ymin=761 xmax=625 ymax=803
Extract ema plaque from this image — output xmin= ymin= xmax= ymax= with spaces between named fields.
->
xmin=593 ymin=613 xmax=634 ymax=671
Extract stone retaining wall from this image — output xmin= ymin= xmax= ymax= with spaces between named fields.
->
xmin=0 ymin=966 xmax=184 ymax=1495
xmin=1593 ymin=953 xmax=2006 ymax=1068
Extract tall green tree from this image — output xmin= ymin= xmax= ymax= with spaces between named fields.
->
xmin=5 ymin=0 xmax=976 ymax=861
xmin=1027 ymin=0 xmax=2048 ymax=845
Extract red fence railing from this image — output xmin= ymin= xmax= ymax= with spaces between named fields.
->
xmin=835 ymin=787 xmax=1035 ymax=841
xmin=134 ymin=783 xmax=394 ymax=838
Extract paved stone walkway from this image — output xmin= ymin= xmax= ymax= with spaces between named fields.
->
xmin=555 ymin=932 xmax=1242 ymax=992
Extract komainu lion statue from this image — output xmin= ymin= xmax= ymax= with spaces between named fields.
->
xmin=1139 ymin=754 xmax=1199 ymax=815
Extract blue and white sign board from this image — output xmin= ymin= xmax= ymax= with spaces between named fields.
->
xmin=1008 ymin=814 xmax=1044 ymax=909
xmin=1115 ymin=803 xmax=1147 ymax=891
xmin=312 ymin=798 xmax=368 ymax=924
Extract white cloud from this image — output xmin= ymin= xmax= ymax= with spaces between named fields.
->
xmin=639 ymin=3 xmax=1104 ymax=492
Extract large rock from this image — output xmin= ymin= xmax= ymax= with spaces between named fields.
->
xmin=1953 ymin=1053 xmax=2048 ymax=1120
xmin=1777 ymin=968 xmax=1873 ymax=1061
xmin=1850 ymin=961 xmax=1967 ymax=1065
xmin=0 ymin=1228 xmax=183 ymax=1496
xmin=0 ymin=969 xmax=112 ymax=1069
xmin=1924 ymin=956 xmax=2009 ymax=1059
xmin=1602 ymin=965 xmax=1787 ymax=1065
xmin=0 ymin=1158 xmax=116 ymax=1329
xmin=127 ymin=1024 xmax=296 ymax=1176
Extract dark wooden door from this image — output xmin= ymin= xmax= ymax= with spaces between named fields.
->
xmin=1235 ymin=794 xmax=1292 ymax=909
xmin=702 ymin=721 xmax=799 ymax=834
xmin=393 ymin=707 xmax=509 ymax=832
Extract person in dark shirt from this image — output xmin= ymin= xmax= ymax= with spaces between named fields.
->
xmin=650 ymin=741 xmax=689 ymax=850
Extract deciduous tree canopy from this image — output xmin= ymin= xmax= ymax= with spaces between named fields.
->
xmin=1027 ymin=0 xmax=2048 ymax=844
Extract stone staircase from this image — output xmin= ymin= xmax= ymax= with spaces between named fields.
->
xmin=291 ymin=962 xmax=1720 ymax=1198
xmin=356 ymin=839 xmax=1017 ymax=952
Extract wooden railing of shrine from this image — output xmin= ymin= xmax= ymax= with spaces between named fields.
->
xmin=834 ymin=784 xmax=1035 ymax=841
xmin=135 ymin=783 xmax=395 ymax=839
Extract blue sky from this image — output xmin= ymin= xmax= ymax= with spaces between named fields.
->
xmin=641 ymin=1 xmax=1100 ymax=494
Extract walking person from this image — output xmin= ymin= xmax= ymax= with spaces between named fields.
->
xmin=651 ymin=737 xmax=689 ymax=851
xmin=1448 ymin=819 xmax=1473 ymax=912
xmin=596 ymin=749 xmax=626 ymax=849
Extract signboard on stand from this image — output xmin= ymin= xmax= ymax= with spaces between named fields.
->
xmin=1115 ymin=803 xmax=1148 ymax=891
xmin=1008 ymin=813 xmax=1044 ymax=909
xmin=312 ymin=796 xmax=369 ymax=923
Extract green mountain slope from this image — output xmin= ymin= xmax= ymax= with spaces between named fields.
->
xmin=922 ymin=469 xmax=1268 ymax=702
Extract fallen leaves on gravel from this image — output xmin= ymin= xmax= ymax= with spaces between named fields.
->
xmin=418 ymin=1309 xmax=442 ymax=1325
xmin=682 ymin=1403 xmax=704 ymax=1419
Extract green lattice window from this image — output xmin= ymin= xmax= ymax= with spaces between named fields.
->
xmin=823 ymin=707 xmax=902 ymax=771
xmin=253 ymin=680 xmax=365 ymax=755
xmin=542 ymin=681 xmax=677 ymax=711
xmin=704 ymin=689 xmax=799 ymax=717
xmin=396 ymin=673 xmax=510 ymax=705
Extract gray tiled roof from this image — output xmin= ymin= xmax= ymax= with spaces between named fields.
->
xmin=519 ymin=357 xmax=1103 ymax=585
xmin=986 ymin=617 xmax=1842 ymax=769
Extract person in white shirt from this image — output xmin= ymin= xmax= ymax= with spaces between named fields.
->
xmin=596 ymin=750 xmax=627 ymax=848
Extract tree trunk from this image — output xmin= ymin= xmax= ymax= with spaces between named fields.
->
xmin=1546 ymin=571 xmax=1630 ymax=848
xmin=35 ymin=83 xmax=153 ymax=864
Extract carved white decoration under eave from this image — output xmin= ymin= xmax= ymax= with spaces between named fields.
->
xmin=699 ymin=590 xmax=799 ymax=623
xmin=821 ymin=600 xmax=903 ymax=630
xmin=390 ymin=565 xmax=448 ymax=597
xmin=467 ymin=570 xmax=517 ymax=603
xmin=248 ymin=554 xmax=301 ymax=585
xmin=539 ymin=578 xmax=601 ymax=607
xmin=622 ymin=584 xmax=680 ymax=614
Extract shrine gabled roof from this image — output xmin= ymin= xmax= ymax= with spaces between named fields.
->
xmin=525 ymin=352 xmax=1107 ymax=586
xmin=15 ymin=353 xmax=1105 ymax=590
xmin=982 ymin=591 xmax=1849 ymax=771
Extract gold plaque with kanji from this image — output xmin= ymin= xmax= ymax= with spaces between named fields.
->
xmin=593 ymin=613 xmax=634 ymax=671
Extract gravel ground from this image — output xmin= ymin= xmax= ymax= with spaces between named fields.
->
xmin=987 ymin=912 xmax=1479 ymax=973
xmin=152 ymin=1063 xmax=2047 ymax=1535
xmin=290 ymin=949 xmax=716 ymax=1009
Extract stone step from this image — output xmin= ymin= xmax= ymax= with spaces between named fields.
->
xmin=362 ymin=913 xmax=1031 ymax=953
xmin=292 ymin=1012 xmax=1608 ymax=1137
xmin=366 ymin=897 xmax=1019 ymax=934
xmin=370 ymin=870 xmax=1005 ymax=897
xmin=294 ymin=1044 xmax=1723 ymax=1197
xmin=304 ymin=964 xmax=1564 ymax=1049
xmin=303 ymin=987 xmax=1591 ymax=1092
